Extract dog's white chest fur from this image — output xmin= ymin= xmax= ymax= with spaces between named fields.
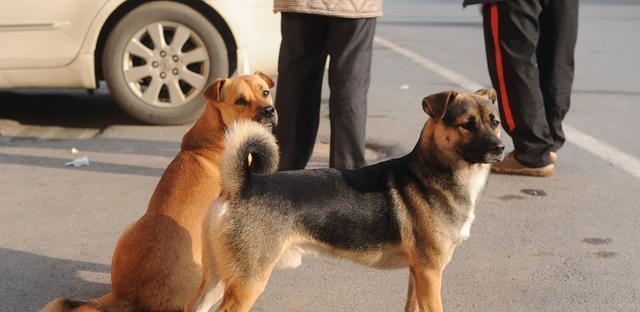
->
xmin=467 ymin=165 xmax=490 ymax=205
xmin=458 ymin=165 xmax=489 ymax=240
xmin=459 ymin=211 xmax=475 ymax=240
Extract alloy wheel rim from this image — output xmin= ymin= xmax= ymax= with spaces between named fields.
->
xmin=122 ymin=21 xmax=210 ymax=108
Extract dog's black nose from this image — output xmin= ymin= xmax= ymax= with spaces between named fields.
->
xmin=262 ymin=105 xmax=275 ymax=117
xmin=492 ymin=144 xmax=505 ymax=155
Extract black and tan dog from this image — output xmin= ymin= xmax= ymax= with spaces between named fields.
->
xmin=185 ymin=89 xmax=504 ymax=312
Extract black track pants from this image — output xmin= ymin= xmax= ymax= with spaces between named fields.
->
xmin=273 ymin=13 xmax=376 ymax=170
xmin=482 ymin=0 xmax=578 ymax=167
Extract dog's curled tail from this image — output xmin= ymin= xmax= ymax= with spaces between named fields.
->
xmin=40 ymin=293 xmax=134 ymax=312
xmin=222 ymin=120 xmax=279 ymax=196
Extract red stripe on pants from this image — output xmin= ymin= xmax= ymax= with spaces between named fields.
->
xmin=489 ymin=4 xmax=516 ymax=131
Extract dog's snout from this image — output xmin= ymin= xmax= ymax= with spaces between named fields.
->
xmin=258 ymin=105 xmax=278 ymax=128
xmin=262 ymin=105 xmax=275 ymax=117
xmin=492 ymin=143 xmax=505 ymax=155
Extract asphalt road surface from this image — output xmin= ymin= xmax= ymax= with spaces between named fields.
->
xmin=1 ymin=1 xmax=639 ymax=311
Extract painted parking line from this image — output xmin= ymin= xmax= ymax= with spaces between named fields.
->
xmin=374 ymin=36 xmax=484 ymax=91
xmin=562 ymin=125 xmax=640 ymax=180
xmin=374 ymin=35 xmax=640 ymax=180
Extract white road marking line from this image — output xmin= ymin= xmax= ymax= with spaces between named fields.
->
xmin=374 ymin=35 xmax=640 ymax=180
xmin=374 ymin=36 xmax=484 ymax=91
xmin=563 ymin=125 xmax=640 ymax=180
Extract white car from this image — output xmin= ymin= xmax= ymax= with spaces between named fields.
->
xmin=0 ymin=0 xmax=281 ymax=124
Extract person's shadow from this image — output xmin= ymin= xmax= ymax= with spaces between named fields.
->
xmin=0 ymin=248 xmax=111 ymax=311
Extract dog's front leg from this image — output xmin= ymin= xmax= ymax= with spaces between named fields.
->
xmin=405 ymin=270 xmax=420 ymax=312
xmin=410 ymin=265 xmax=443 ymax=312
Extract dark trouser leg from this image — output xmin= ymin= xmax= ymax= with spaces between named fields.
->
xmin=483 ymin=1 xmax=553 ymax=167
xmin=537 ymin=0 xmax=579 ymax=152
xmin=273 ymin=13 xmax=329 ymax=170
xmin=326 ymin=17 xmax=376 ymax=169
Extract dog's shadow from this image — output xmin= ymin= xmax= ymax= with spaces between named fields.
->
xmin=0 ymin=248 xmax=111 ymax=311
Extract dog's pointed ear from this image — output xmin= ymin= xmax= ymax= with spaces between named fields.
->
xmin=474 ymin=88 xmax=497 ymax=103
xmin=254 ymin=71 xmax=275 ymax=89
xmin=204 ymin=78 xmax=226 ymax=102
xmin=422 ymin=90 xmax=457 ymax=121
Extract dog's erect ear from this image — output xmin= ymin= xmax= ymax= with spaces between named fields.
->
xmin=254 ymin=71 xmax=275 ymax=89
xmin=204 ymin=78 xmax=226 ymax=102
xmin=474 ymin=88 xmax=497 ymax=103
xmin=422 ymin=90 xmax=457 ymax=121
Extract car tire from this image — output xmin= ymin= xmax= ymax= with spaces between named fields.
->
xmin=103 ymin=1 xmax=229 ymax=125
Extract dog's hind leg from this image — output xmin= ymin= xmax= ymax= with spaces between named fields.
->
xmin=184 ymin=266 xmax=223 ymax=312
xmin=216 ymin=268 xmax=274 ymax=312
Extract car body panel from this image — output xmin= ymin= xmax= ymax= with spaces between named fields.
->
xmin=0 ymin=0 xmax=280 ymax=89
xmin=0 ymin=0 xmax=108 ymax=69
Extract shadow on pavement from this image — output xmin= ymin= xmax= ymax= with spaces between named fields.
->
xmin=4 ymin=136 xmax=181 ymax=158
xmin=0 ymin=152 xmax=165 ymax=177
xmin=0 ymin=135 xmax=182 ymax=177
xmin=0 ymin=248 xmax=110 ymax=311
xmin=0 ymin=87 xmax=141 ymax=130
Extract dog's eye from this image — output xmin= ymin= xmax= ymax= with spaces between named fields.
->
xmin=460 ymin=119 xmax=475 ymax=131
xmin=262 ymin=90 xmax=270 ymax=97
xmin=491 ymin=119 xmax=501 ymax=128
xmin=235 ymin=98 xmax=248 ymax=105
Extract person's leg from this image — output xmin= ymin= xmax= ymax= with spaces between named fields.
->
xmin=482 ymin=1 xmax=553 ymax=169
xmin=537 ymin=0 xmax=579 ymax=152
xmin=273 ymin=13 xmax=328 ymax=170
xmin=326 ymin=17 xmax=376 ymax=169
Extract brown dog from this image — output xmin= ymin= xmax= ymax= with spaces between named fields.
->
xmin=42 ymin=72 xmax=277 ymax=312
xmin=186 ymin=89 xmax=504 ymax=312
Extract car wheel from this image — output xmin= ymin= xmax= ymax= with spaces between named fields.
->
xmin=103 ymin=1 xmax=229 ymax=125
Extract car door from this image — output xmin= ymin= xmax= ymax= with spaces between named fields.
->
xmin=0 ymin=0 xmax=107 ymax=69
